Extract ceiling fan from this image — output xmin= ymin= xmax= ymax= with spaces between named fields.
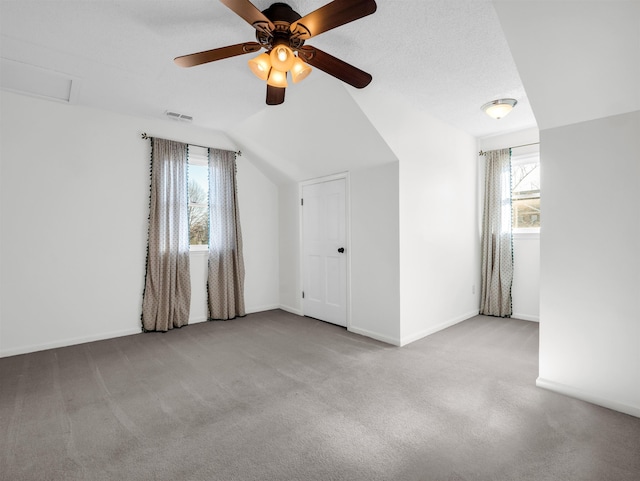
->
xmin=174 ymin=0 xmax=377 ymax=105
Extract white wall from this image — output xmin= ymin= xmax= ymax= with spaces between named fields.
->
xmin=538 ymin=111 xmax=640 ymax=417
xmin=188 ymin=251 xmax=210 ymax=323
xmin=278 ymin=182 xmax=302 ymax=315
xmin=351 ymin=90 xmax=481 ymax=346
xmin=350 ymin=163 xmax=401 ymax=344
xmin=479 ymin=127 xmax=540 ymax=321
xmin=0 ymin=91 xmax=279 ymax=357
xmin=236 ymin=156 xmax=280 ymax=313
xmin=510 ymin=235 xmax=540 ymax=322
xmin=398 ymin=117 xmax=480 ymax=345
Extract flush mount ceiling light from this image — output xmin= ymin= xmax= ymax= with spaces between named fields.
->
xmin=481 ymin=98 xmax=518 ymax=119
xmin=174 ymin=0 xmax=377 ymax=106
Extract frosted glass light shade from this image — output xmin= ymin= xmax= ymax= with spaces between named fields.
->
xmin=481 ymin=98 xmax=517 ymax=119
xmin=267 ymin=68 xmax=288 ymax=88
xmin=248 ymin=53 xmax=271 ymax=81
xmin=290 ymin=57 xmax=312 ymax=83
xmin=270 ymin=45 xmax=295 ymax=72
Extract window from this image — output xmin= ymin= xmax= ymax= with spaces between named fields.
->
xmin=188 ymin=146 xmax=209 ymax=249
xmin=511 ymin=153 xmax=540 ymax=232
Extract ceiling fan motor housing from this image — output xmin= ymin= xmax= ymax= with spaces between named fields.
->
xmin=262 ymin=3 xmax=301 ymax=23
xmin=256 ymin=3 xmax=305 ymax=50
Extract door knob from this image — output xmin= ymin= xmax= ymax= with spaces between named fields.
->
xmin=338 ymin=247 xmax=345 ymax=253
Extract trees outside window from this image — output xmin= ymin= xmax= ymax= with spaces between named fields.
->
xmin=512 ymin=155 xmax=540 ymax=230
xmin=188 ymin=147 xmax=209 ymax=248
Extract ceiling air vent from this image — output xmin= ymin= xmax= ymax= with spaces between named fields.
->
xmin=165 ymin=110 xmax=193 ymax=122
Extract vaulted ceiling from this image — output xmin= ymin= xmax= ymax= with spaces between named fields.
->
xmin=1 ymin=0 xmax=537 ymax=140
xmin=3 ymin=0 xmax=637 ymax=183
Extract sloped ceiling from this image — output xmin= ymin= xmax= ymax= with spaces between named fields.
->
xmin=228 ymin=75 xmax=398 ymax=183
xmin=493 ymin=1 xmax=640 ymax=130
xmin=0 ymin=0 xmax=537 ymax=146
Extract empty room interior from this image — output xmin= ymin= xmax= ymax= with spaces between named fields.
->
xmin=1 ymin=1 xmax=639 ymax=480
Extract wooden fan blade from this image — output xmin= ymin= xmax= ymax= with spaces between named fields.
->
xmin=174 ymin=42 xmax=261 ymax=67
xmin=220 ymin=0 xmax=275 ymax=33
xmin=266 ymin=85 xmax=286 ymax=105
xmin=298 ymin=46 xmax=372 ymax=88
xmin=291 ymin=0 xmax=377 ymax=40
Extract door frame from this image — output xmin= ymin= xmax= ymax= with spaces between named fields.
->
xmin=299 ymin=172 xmax=351 ymax=329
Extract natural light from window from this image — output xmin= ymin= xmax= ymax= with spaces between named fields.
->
xmin=512 ymin=153 xmax=540 ymax=232
xmin=188 ymin=146 xmax=209 ymax=248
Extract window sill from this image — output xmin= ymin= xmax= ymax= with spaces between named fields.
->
xmin=513 ymin=229 xmax=540 ymax=240
xmin=190 ymin=246 xmax=209 ymax=255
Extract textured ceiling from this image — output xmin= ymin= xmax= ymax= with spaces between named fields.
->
xmin=0 ymin=0 xmax=538 ymax=138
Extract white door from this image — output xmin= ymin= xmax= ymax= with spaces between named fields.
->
xmin=302 ymin=178 xmax=347 ymax=327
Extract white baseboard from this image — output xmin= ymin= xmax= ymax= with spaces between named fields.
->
xmin=278 ymin=304 xmax=303 ymax=316
xmin=512 ymin=312 xmax=539 ymax=322
xmin=246 ymin=304 xmax=280 ymax=314
xmin=348 ymin=326 xmax=401 ymax=346
xmin=536 ymin=377 xmax=640 ymax=419
xmin=400 ymin=310 xmax=479 ymax=347
xmin=1 ymin=307 xmax=283 ymax=358
xmin=189 ymin=317 xmax=208 ymax=324
xmin=189 ymin=305 xmax=281 ymax=324
xmin=0 ymin=327 xmax=141 ymax=358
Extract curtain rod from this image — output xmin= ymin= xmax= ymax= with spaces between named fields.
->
xmin=478 ymin=142 xmax=539 ymax=156
xmin=141 ymin=133 xmax=242 ymax=156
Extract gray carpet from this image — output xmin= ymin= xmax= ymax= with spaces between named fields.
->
xmin=1 ymin=310 xmax=639 ymax=481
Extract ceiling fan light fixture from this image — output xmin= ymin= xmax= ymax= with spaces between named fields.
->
xmin=269 ymin=45 xmax=295 ymax=72
xmin=267 ymin=68 xmax=288 ymax=88
xmin=290 ymin=56 xmax=312 ymax=83
xmin=482 ymin=98 xmax=518 ymax=119
xmin=248 ymin=52 xmax=271 ymax=80
xmin=248 ymin=52 xmax=272 ymax=81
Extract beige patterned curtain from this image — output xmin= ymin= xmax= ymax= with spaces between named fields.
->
xmin=208 ymin=148 xmax=245 ymax=320
xmin=480 ymin=148 xmax=513 ymax=317
xmin=141 ymin=138 xmax=191 ymax=331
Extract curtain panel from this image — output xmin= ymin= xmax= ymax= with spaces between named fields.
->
xmin=480 ymin=148 xmax=514 ymax=317
xmin=207 ymin=148 xmax=246 ymax=320
xmin=141 ymin=138 xmax=191 ymax=331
